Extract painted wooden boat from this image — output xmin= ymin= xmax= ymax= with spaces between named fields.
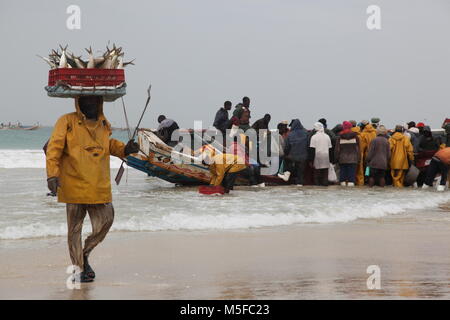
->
xmin=126 ymin=129 xmax=291 ymax=186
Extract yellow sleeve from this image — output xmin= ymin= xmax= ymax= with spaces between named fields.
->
xmin=406 ymin=139 xmax=414 ymax=161
xmin=109 ymin=138 xmax=126 ymax=159
xmin=46 ymin=115 xmax=68 ymax=178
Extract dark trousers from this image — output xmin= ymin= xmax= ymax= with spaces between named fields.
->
xmin=424 ymin=159 xmax=449 ymax=186
xmin=286 ymin=159 xmax=306 ymax=185
xmin=241 ymin=165 xmax=262 ymax=185
xmin=340 ymin=163 xmax=357 ymax=183
xmin=314 ymin=168 xmax=329 ymax=186
xmin=222 ymin=172 xmax=238 ymax=191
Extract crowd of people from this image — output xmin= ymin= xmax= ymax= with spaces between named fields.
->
xmin=155 ymin=96 xmax=450 ymax=193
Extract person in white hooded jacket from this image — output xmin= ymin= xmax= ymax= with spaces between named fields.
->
xmin=310 ymin=122 xmax=332 ymax=186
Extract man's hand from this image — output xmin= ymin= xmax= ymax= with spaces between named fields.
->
xmin=47 ymin=177 xmax=60 ymax=195
xmin=124 ymin=140 xmax=140 ymax=156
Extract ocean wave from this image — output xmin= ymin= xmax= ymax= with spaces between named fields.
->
xmin=1 ymin=189 xmax=449 ymax=240
xmin=0 ymin=149 xmax=123 ymax=169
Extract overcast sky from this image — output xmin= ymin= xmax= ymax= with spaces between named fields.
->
xmin=0 ymin=0 xmax=449 ymax=129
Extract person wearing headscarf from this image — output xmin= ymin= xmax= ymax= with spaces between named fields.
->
xmin=371 ymin=117 xmax=381 ymax=129
xmin=310 ymin=122 xmax=332 ymax=186
xmin=366 ymin=125 xmax=390 ymax=187
xmin=45 ymin=96 xmax=139 ymax=283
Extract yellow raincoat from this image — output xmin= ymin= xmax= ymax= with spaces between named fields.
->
xmin=209 ymin=153 xmax=247 ymax=186
xmin=46 ymin=98 xmax=126 ymax=204
xmin=360 ymin=124 xmax=377 ymax=159
xmin=358 ymin=124 xmax=377 ymax=184
xmin=351 ymin=126 xmax=364 ymax=185
xmin=389 ymin=132 xmax=414 ymax=170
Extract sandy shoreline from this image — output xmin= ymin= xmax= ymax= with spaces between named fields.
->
xmin=1 ymin=206 xmax=450 ymax=300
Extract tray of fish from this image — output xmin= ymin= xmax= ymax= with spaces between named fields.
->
xmin=39 ymin=44 xmax=134 ymax=102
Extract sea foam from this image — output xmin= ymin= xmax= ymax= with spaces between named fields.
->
xmin=1 ymin=186 xmax=449 ymax=240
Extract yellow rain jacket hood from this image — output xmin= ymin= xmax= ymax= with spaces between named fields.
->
xmin=360 ymin=124 xmax=377 ymax=157
xmin=46 ymin=98 xmax=126 ymax=204
xmin=389 ymin=132 xmax=414 ymax=170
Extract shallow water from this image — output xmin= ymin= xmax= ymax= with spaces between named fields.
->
xmin=1 ymin=166 xmax=450 ymax=241
xmin=1 ymin=129 xmax=450 ymax=242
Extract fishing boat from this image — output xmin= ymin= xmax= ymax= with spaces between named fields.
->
xmin=126 ymin=129 xmax=289 ymax=186
xmin=21 ymin=125 xmax=41 ymax=131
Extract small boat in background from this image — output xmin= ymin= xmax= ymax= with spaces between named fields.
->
xmin=21 ymin=125 xmax=41 ymax=131
xmin=0 ymin=122 xmax=41 ymax=130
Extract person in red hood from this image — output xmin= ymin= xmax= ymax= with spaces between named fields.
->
xmin=416 ymin=122 xmax=425 ymax=135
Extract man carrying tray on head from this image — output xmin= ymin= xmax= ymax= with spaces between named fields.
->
xmin=45 ymin=96 xmax=139 ymax=282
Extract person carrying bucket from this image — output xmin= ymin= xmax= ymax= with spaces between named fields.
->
xmin=46 ymin=96 xmax=139 ymax=282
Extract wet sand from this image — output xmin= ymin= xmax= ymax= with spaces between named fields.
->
xmin=1 ymin=206 xmax=450 ymax=300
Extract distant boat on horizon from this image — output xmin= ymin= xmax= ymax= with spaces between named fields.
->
xmin=0 ymin=123 xmax=41 ymax=131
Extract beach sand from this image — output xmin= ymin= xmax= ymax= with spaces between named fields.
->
xmin=1 ymin=205 xmax=450 ymax=300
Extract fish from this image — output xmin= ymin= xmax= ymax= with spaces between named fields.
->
xmin=122 ymin=59 xmax=135 ymax=67
xmin=42 ymin=44 xmax=134 ymax=70
xmin=36 ymin=54 xmax=57 ymax=69
xmin=58 ymin=44 xmax=68 ymax=68
xmin=110 ymin=54 xmax=118 ymax=69
xmin=100 ymin=56 xmax=113 ymax=69
xmin=71 ymin=53 xmax=86 ymax=69
xmin=85 ymin=46 xmax=95 ymax=68
xmin=65 ymin=52 xmax=79 ymax=68
xmin=117 ymin=56 xmax=124 ymax=69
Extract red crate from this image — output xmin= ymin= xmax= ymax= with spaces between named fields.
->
xmin=48 ymin=68 xmax=125 ymax=87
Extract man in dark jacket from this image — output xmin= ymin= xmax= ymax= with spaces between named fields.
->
xmin=252 ymin=114 xmax=271 ymax=132
xmin=366 ymin=125 xmax=390 ymax=187
xmin=418 ymin=126 xmax=440 ymax=152
xmin=157 ymin=115 xmax=179 ymax=146
xmin=335 ymin=121 xmax=360 ymax=186
xmin=213 ymin=101 xmax=232 ymax=134
xmin=278 ymin=119 xmax=308 ymax=186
